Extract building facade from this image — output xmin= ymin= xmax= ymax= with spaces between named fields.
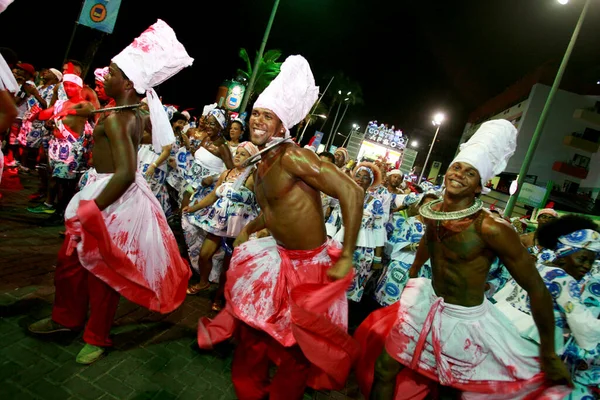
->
xmin=459 ymin=83 xmax=600 ymax=202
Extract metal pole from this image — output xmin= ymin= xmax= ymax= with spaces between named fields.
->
xmin=82 ymin=32 xmax=105 ymax=81
xmin=63 ymin=23 xmax=79 ymax=64
xmin=239 ymin=0 xmax=281 ymax=114
xmin=63 ymin=0 xmax=86 ymax=64
xmin=418 ymin=124 xmax=440 ymax=183
xmin=332 ymin=102 xmax=350 ymax=142
xmin=504 ymin=0 xmax=591 ymax=217
xmin=342 ymin=129 xmax=352 ymax=147
xmin=326 ymin=100 xmax=343 ymax=150
xmin=298 ymin=76 xmax=334 ymax=143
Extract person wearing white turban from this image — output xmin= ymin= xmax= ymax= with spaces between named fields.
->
xmin=197 ymin=55 xmax=365 ymax=399
xmin=494 ymin=215 xmax=600 ymax=399
xmin=28 ymin=20 xmax=193 ymax=366
xmin=359 ymin=119 xmax=572 ymax=400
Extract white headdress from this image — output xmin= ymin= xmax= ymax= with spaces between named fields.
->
xmin=0 ymin=54 xmax=17 ymax=93
xmin=0 ymin=0 xmax=18 ymax=94
xmin=63 ymin=74 xmax=83 ymax=88
xmin=253 ymin=55 xmax=319 ymax=138
xmin=451 ymin=119 xmax=517 ymax=194
xmin=0 ymin=0 xmax=14 ymax=14
xmin=202 ymin=103 xmax=217 ymax=116
xmin=112 ymin=19 xmax=194 ymax=151
xmin=49 ymin=68 xmax=63 ymax=81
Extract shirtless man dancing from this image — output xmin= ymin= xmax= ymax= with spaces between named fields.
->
xmin=355 ymin=120 xmax=572 ymax=399
xmin=29 ymin=20 xmax=193 ymax=365
xmin=198 ymin=55 xmax=364 ymax=400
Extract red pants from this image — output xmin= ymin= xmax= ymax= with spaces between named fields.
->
xmin=51 ymin=238 xmax=120 ymax=347
xmin=232 ymin=323 xmax=311 ymax=400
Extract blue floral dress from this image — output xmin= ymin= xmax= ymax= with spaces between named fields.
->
xmin=374 ymin=216 xmax=431 ymax=306
xmin=138 ymin=144 xmax=171 ymax=217
xmin=192 ymin=180 xmax=259 ymax=239
xmin=501 ymin=264 xmax=600 ymax=399
xmin=327 ymin=196 xmax=385 ymax=302
xmin=23 ymin=84 xmax=56 ymax=149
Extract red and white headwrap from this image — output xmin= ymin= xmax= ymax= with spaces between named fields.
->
xmin=112 ymin=19 xmax=194 ymax=151
xmin=237 ymin=141 xmax=259 ymax=158
xmin=63 ymin=74 xmax=83 ymax=88
xmin=537 ymin=208 xmax=558 ymax=219
xmin=334 ymin=147 xmax=349 ymax=164
xmin=94 ymin=67 xmax=109 ymax=83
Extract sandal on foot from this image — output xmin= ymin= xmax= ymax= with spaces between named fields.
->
xmin=76 ymin=344 xmax=106 ymax=365
xmin=28 ymin=318 xmax=72 ymax=334
xmin=211 ymin=301 xmax=223 ymax=312
xmin=186 ymin=282 xmax=210 ymax=295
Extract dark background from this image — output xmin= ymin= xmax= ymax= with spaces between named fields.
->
xmin=2 ymin=0 xmax=599 ymax=168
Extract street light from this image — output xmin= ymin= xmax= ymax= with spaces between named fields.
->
xmin=504 ymin=0 xmax=592 ymax=217
xmin=418 ymin=112 xmax=445 ymax=183
xmin=411 ymin=141 xmax=419 ymax=148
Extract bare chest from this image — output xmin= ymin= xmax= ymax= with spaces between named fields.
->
xmin=428 ymin=220 xmax=489 ymax=263
xmin=254 ymin=161 xmax=293 ymax=206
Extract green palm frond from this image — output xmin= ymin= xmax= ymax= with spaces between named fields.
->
xmin=238 ymin=47 xmax=283 ymax=100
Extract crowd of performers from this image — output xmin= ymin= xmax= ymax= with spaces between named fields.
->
xmin=0 ymin=13 xmax=598 ymax=400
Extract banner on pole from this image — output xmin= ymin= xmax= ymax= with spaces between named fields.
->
xmin=309 ymin=131 xmax=324 ymax=149
xmin=78 ymin=0 xmax=122 ymax=34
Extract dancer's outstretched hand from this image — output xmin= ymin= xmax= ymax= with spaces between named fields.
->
xmin=327 ymin=255 xmax=353 ymax=280
xmin=234 ymin=229 xmax=249 ymax=248
xmin=541 ymin=354 xmax=573 ymax=388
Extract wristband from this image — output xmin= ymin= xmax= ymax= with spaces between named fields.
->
xmin=152 ymin=162 xmax=158 ymax=168
xmin=373 ymin=256 xmax=382 ymax=263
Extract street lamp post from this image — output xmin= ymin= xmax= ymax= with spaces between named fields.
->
xmin=239 ymin=0 xmax=281 ymax=114
xmin=418 ymin=113 xmax=445 ymax=183
xmin=341 ymin=124 xmax=359 ymax=147
xmin=298 ymin=76 xmax=334 ymax=143
xmin=504 ymin=0 xmax=592 ymax=217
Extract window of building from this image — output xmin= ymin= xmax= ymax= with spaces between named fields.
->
xmin=572 ymin=154 xmax=590 ymax=169
xmin=563 ymin=180 xmax=580 ymax=194
xmin=582 ymin=128 xmax=600 ymax=143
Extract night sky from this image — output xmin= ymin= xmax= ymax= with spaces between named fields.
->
xmin=2 ymin=0 xmax=599 ymax=169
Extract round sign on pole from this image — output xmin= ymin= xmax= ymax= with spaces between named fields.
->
xmin=90 ymin=4 xmax=107 ymax=22
xmin=509 ymin=179 xmax=518 ymax=196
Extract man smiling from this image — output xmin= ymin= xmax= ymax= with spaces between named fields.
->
xmin=198 ymin=55 xmax=364 ymax=399
xmin=356 ymin=120 xmax=572 ymax=399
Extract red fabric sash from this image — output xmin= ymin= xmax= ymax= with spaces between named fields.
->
xmin=198 ymin=241 xmax=359 ymax=390
xmin=65 ymin=199 xmax=190 ymax=314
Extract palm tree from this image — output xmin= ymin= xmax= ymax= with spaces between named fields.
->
xmin=236 ymin=48 xmax=282 ymax=104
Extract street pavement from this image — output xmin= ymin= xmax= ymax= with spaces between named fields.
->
xmin=0 ymin=170 xmax=361 ymax=400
